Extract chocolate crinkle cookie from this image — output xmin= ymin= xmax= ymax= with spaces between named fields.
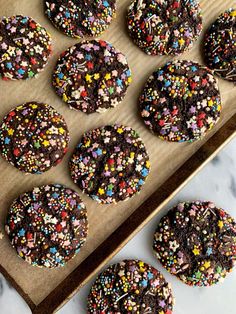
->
xmin=53 ymin=40 xmax=132 ymax=114
xmin=69 ymin=124 xmax=150 ymax=204
xmin=0 ymin=102 xmax=70 ymax=174
xmin=127 ymin=0 xmax=202 ymax=55
xmin=0 ymin=15 xmax=52 ymax=80
xmin=87 ymin=260 xmax=174 ymax=313
xmin=204 ymin=8 xmax=236 ymax=82
xmin=139 ymin=60 xmax=222 ymax=142
xmin=5 ymin=184 xmax=88 ymax=268
xmin=45 ymin=0 xmax=117 ymax=38
xmin=153 ymin=201 xmax=236 ymax=287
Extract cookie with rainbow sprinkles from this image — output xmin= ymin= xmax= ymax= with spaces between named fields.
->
xmin=204 ymin=8 xmax=236 ymax=82
xmin=153 ymin=201 xmax=236 ymax=286
xmin=53 ymin=40 xmax=132 ymax=114
xmin=0 ymin=15 xmax=52 ymax=80
xmin=127 ymin=0 xmax=202 ymax=55
xmin=5 ymin=184 xmax=88 ymax=268
xmin=139 ymin=60 xmax=221 ymax=142
xmin=0 ymin=102 xmax=69 ymax=174
xmin=45 ymin=0 xmax=117 ymax=38
xmin=87 ymin=260 xmax=174 ymax=313
xmin=69 ymin=124 xmax=150 ymax=204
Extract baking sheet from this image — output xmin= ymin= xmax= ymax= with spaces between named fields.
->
xmin=0 ymin=0 xmax=236 ymax=307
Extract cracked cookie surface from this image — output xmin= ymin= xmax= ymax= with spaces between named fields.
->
xmin=204 ymin=8 xmax=236 ymax=82
xmin=5 ymin=184 xmax=88 ymax=268
xmin=139 ymin=60 xmax=221 ymax=142
xmin=127 ymin=0 xmax=202 ymax=55
xmin=53 ymin=40 xmax=132 ymax=114
xmin=45 ymin=0 xmax=117 ymax=38
xmin=0 ymin=102 xmax=69 ymax=174
xmin=69 ymin=124 xmax=150 ymax=204
xmin=153 ymin=201 xmax=236 ymax=286
xmin=0 ymin=15 xmax=52 ymax=80
xmin=87 ymin=260 xmax=174 ymax=313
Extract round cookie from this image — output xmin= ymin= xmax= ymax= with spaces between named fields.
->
xmin=53 ymin=40 xmax=132 ymax=114
xmin=204 ymin=8 xmax=236 ymax=82
xmin=87 ymin=260 xmax=174 ymax=313
xmin=153 ymin=201 xmax=236 ymax=287
xmin=139 ymin=60 xmax=222 ymax=142
xmin=127 ymin=0 xmax=202 ymax=56
xmin=5 ymin=184 xmax=88 ymax=268
xmin=0 ymin=102 xmax=69 ymax=174
xmin=45 ymin=0 xmax=117 ymax=38
xmin=0 ymin=15 xmax=52 ymax=80
xmin=69 ymin=124 xmax=150 ymax=204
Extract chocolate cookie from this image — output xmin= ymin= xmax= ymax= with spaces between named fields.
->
xmin=0 ymin=102 xmax=69 ymax=174
xmin=127 ymin=0 xmax=202 ymax=56
xmin=87 ymin=260 xmax=174 ymax=313
xmin=53 ymin=40 xmax=132 ymax=114
xmin=5 ymin=184 xmax=88 ymax=268
xmin=204 ymin=8 xmax=236 ymax=82
xmin=45 ymin=0 xmax=117 ymax=38
xmin=139 ymin=60 xmax=222 ymax=142
xmin=69 ymin=124 xmax=150 ymax=204
xmin=0 ymin=15 xmax=52 ymax=80
xmin=153 ymin=201 xmax=236 ymax=287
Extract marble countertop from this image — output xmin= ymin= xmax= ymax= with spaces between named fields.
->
xmin=1 ymin=136 xmax=236 ymax=314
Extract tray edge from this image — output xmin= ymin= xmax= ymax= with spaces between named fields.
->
xmin=0 ymin=264 xmax=36 ymax=311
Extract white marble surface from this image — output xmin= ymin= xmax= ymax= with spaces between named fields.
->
xmin=1 ymin=137 xmax=236 ymax=314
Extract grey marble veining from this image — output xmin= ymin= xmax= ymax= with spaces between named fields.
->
xmin=1 ymin=137 xmax=236 ymax=314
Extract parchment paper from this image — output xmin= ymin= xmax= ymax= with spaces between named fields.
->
xmin=0 ymin=0 xmax=236 ymax=306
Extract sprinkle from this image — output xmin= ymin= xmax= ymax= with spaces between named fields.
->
xmin=192 ymin=247 xmax=200 ymax=255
